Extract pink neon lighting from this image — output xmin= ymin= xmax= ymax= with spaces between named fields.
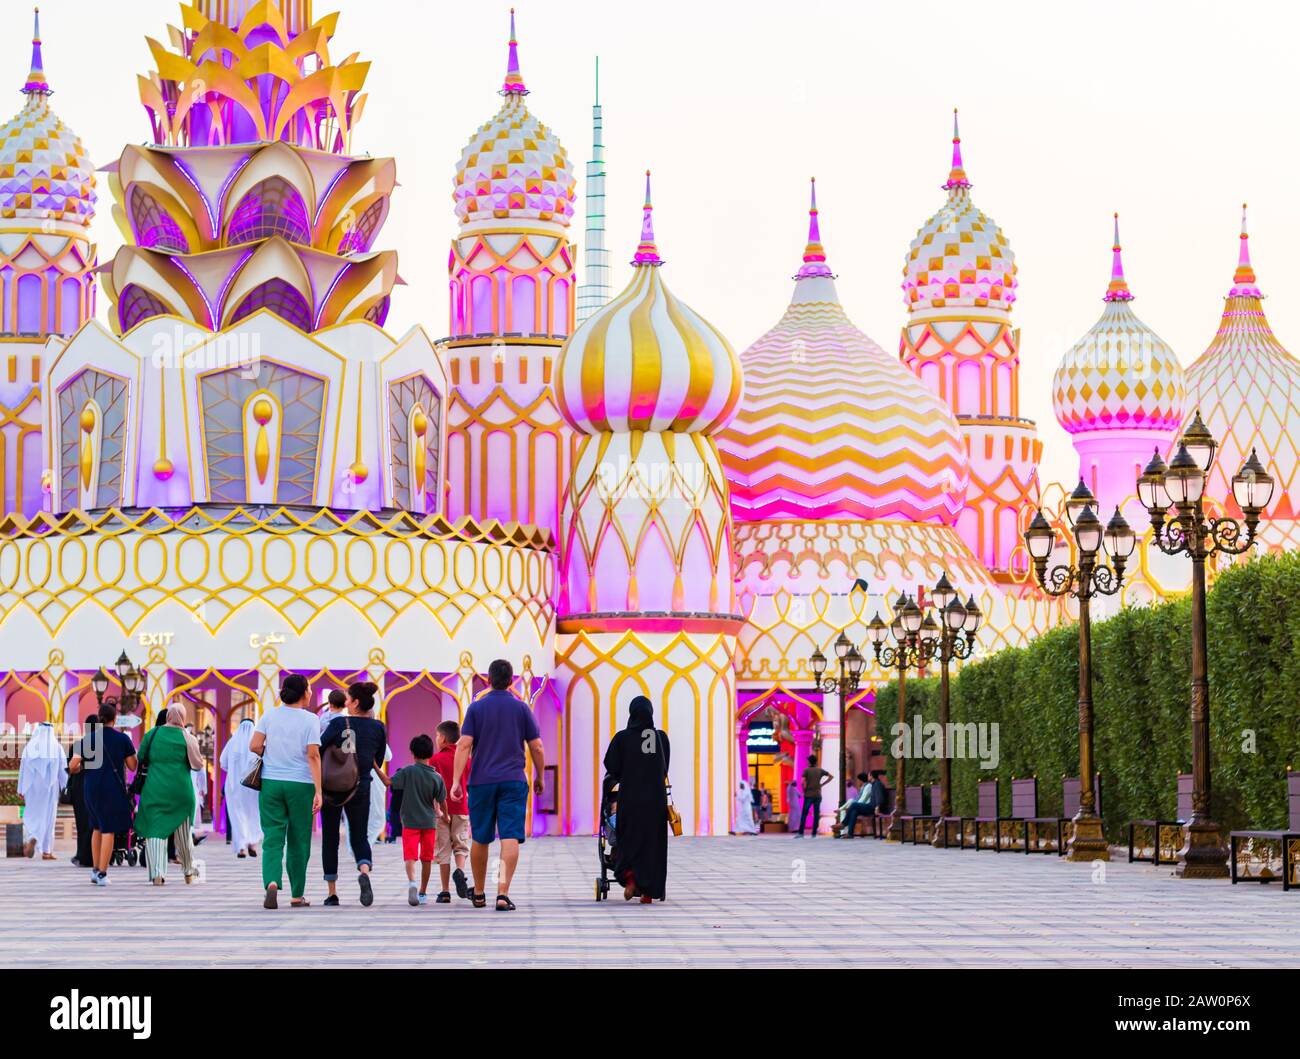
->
xmin=1103 ymin=213 xmax=1134 ymax=302
xmin=794 ymin=177 xmax=835 ymax=280
xmin=631 ymin=170 xmax=663 ymax=266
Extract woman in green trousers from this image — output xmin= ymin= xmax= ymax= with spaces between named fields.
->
xmin=249 ymin=674 xmax=322 ymax=908
xmin=135 ymin=705 xmax=205 ymax=885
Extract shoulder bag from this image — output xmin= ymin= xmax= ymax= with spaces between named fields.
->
xmin=321 ymin=716 xmax=359 ymax=806
xmin=655 ymin=730 xmax=682 ymax=837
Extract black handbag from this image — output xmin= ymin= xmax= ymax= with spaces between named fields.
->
xmin=321 ymin=717 xmax=359 ymax=806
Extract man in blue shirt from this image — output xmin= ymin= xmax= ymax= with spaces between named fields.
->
xmin=451 ymin=659 xmax=545 ymax=911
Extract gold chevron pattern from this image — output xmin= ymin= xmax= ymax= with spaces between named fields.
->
xmin=717 ymin=298 xmax=968 ymax=523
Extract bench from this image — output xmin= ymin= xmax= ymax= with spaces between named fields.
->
xmin=869 ymin=785 xmax=894 ymax=839
xmin=942 ymin=779 xmax=1000 ymax=850
xmin=908 ymin=783 xmax=944 ymax=845
xmin=1055 ymin=774 xmax=1104 ymax=856
xmin=995 ymin=777 xmax=1038 ymax=853
xmin=897 ymin=785 xmax=928 ymax=844
xmin=1230 ymin=772 xmax=1300 ymax=891
xmin=1129 ymin=773 xmax=1192 ymax=864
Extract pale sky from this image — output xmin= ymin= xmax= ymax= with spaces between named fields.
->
xmin=14 ymin=0 xmax=1300 ymax=489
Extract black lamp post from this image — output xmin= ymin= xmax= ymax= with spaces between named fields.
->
xmin=809 ymin=631 xmax=866 ymax=812
xmin=1025 ymin=482 xmax=1135 ymax=861
xmin=1137 ymin=411 xmax=1273 ymax=878
xmin=868 ymin=593 xmax=930 ymax=841
xmin=923 ymin=575 xmax=980 ymax=846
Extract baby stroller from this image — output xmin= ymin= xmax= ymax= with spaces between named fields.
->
xmin=594 ymin=783 xmax=618 ymax=901
xmin=110 ymin=779 xmax=144 ymax=868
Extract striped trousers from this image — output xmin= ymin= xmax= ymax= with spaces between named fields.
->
xmin=145 ymin=824 xmax=194 ymax=882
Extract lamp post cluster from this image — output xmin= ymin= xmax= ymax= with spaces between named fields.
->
xmin=865 ymin=577 xmax=981 ymax=842
xmin=1137 ymin=412 xmax=1273 ymax=878
xmin=1025 ymin=483 xmax=1136 ymax=860
xmin=809 ymin=632 xmax=866 ymax=810
xmin=91 ymin=651 xmax=146 ymax=719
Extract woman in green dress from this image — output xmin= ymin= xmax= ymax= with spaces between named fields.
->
xmin=135 ymin=705 xmax=204 ymax=885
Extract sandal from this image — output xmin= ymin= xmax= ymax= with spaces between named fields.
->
xmin=436 ymin=891 xmax=452 ymax=904
xmin=290 ymin=898 xmax=311 ymax=908
xmin=495 ymin=894 xmax=516 ymax=911
xmin=471 ymin=891 xmax=487 ymax=908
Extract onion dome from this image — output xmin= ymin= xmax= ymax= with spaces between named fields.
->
xmin=453 ymin=9 xmax=576 ymax=230
xmin=718 ymin=180 xmax=970 ymax=523
xmin=902 ymin=110 xmax=1015 ymax=312
xmin=1052 ymin=214 xmax=1185 ymax=434
xmin=555 ymin=172 xmax=741 ymax=435
xmin=1182 ymin=205 xmax=1300 ymax=516
xmin=0 ymin=9 xmax=96 ymax=229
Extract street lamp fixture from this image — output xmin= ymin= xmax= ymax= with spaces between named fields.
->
xmin=1139 ymin=415 xmax=1274 ymax=878
xmin=806 ymin=582 xmax=870 ymax=818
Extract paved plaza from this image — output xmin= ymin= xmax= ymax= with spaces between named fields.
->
xmin=1 ymin=834 xmax=1296 ymax=968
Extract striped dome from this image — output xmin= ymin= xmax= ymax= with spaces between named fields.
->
xmin=1182 ymin=207 xmax=1300 ymax=518
xmin=453 ymin=11 xmax=575 ymax=230
xmin=902 ymin=111 xmax=1015 ymax=313
xmin=555 ymin=174 xmax=741 ymax=435
xmin=719 ymin=182 xmax=969 ymax=523
xmin=1053 ymin=216 xmax=1185 ymax=434
xmin=0 ymin=14 xmax=95 ymax=229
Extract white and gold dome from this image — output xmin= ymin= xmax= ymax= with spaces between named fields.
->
xmin=555 ymin=172 xmax=742 ymax=435
xmin=0 ymin=10 xmax=95 ymax=233
xmin=719 ymin=179 xmax=969 ymax=523
xmin=902 ymin=110 xmax=1015 ymax=313
xmin=1053 ymin=215 xmax=1185 ymax=434
xmin=452 ymin=9 xmax=575 ymax=232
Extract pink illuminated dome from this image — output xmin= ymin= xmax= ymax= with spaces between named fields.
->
xmin=902 ymin=110 xmax=1015 ymax=313
xmin=1053 ymin=214 xmax=1185 ymax=434
xmin=453 ymin=9 xmax=576 ymax=231
xmin=555 ymin=172 xmax=742 ymax=435
xmin=719 ymin=180 xmax=969 ymax=523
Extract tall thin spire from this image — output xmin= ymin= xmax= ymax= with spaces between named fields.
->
xmin=794 ymin=177 xmax=835 ymax=279
xmin=576 ymin=56 xmax=611 ymax=325
xmin=22 ymin=7 xmax=50 ymax=96
xmin=501 ymin=7 xmax=528 ymax=95
xmin=1103 ymin=213 xmax=1133 ymax=302
xmin=942 ymin=107 xmax=970 ymax=192
xmin=1231 ymin=202 xmax=1261 ymax=296
xmin=632 ymin=170 xmax=662 ymax=266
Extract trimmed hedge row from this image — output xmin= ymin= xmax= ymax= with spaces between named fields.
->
xmin=874 ymin=552 xmax=1300 ymax=840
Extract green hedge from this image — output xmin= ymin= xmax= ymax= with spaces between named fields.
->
xmin=874 ymin=552 xmax=1300 ymax=840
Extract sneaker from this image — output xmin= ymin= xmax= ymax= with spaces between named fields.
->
xmin=323 ymin=894 xmax=340 ymax=907
xmin=452 ymin=867 xmax=469 ymax=899
xmin=435 ymin=891 xmax=451 ymax=904
xmin=359 ymin=873 xmax=374 ymax=907
xmin=417 ymin=893 xmax=429 ymax=905
xmin=408 ymin=882 xmax=420 ymax=907
xmin=93 ymin=872 xmax=109 ymax=887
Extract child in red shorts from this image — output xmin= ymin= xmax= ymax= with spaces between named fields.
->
xmin=390 ymin=734 xmax=449 ymax=906
xmin=432 ymin=720 xmax=471 ymax=901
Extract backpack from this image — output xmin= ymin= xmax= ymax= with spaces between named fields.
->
xmin=321 ymin=717 xmax=359 ymax=806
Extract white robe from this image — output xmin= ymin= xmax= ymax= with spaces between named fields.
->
xmin=733 ymin=781 xmax=760 ymax=834
xmin=18 ymin=723 xmax=66 ymax=855
xmin=191 ymin=760 xmax=208 ymax=833
xmin=367 ymin=744 xmax=393 ymax=844
xmin=220 ymin=720 xmax=262 ymax=852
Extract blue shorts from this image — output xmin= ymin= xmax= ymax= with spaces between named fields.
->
xmin=468 ymin=781 xmax=529 ymax=844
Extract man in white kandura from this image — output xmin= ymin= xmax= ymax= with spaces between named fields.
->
xmin=220 ymin=717 xmax=263 ymax=857
xmin=733 ymin=780 xmax=760 ymax=834
xmin=18 ymin=722 xmax=67 ymax=860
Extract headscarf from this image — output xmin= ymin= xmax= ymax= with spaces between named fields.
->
xmin=627 ymin=696 xmax=654 ymax=730
xmin=21 ymin=722 xmax=61 ymax=761
xmin=162 ymin=705 xmax=204 ymax=769
xmin=165 ymin=705 xmax=186 ymax=727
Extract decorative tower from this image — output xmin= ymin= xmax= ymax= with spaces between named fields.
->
xmin=0 ymin=8 xmax=98 ymax=516
xmin=445 ymin=9 xmax=578 ymax=533
xmin=575 ymin=58 xmax=610 ymax=326
xmin=1053 ymin=214 xmax=1185 ymax=514
xmin=1181 ymin=206 xmax=1300 ymax=532
xmin=553 ymin=173 xmax=743 ymax=835
xmin=900 ymin=111 xmax=1042 ymax=576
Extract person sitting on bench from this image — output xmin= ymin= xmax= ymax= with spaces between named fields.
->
xmin=840 ymin=770 xmax=887 ymax=839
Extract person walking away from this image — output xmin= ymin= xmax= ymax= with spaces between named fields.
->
xmin=785 ymin=777 xmax=803 ymax=833
xmin=249 ymin=674 xmax=322 ymax=908
xmin=369 ymin=743 xmax=393 ymax=845
xmin=794 ymin=754 xmax=832 ymax=837
xmin=319 ymin=681 xmax=387 ymax=907
xmin=134 ymin=706 xmax=204 ymax=884
xmin=733 ymin=780 xmax=759 ymax=835
xmin=430 ymin=720 xmax=470 ymax=900
xmin=390 ymin=734 xmax=449 ymax=905
xmin=220 ymin=717 xmax=262 ymax=857
xmin=72 ymin=701 xmax=138 ymax=886
xmin=185 ymin=723 xmax=210 ymax=845
xmin=601 ymin=696 xmax=670 ymax=902
xmin=67 ymin=714 xmax=98 ymax=866
xmin=18 ymin=721 xmax=66 ymax=860
xmin=451 ymin=659 xmax=544 ymax=911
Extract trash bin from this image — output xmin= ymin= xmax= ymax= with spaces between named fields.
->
xmin=5 ymin=823 xmax=25 ymax=858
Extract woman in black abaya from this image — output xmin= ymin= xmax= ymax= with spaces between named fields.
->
xmin=602 ymin=696 xmax=669 ymax=903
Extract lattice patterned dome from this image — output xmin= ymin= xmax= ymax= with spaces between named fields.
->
xmin=719 ymin=181 xmax=969 ymax=523
xmin=1053 ymin=215 xmax=1185 ymax=434
xmin=555 ymin=173 xmax=741 ymax=435
xmin=902 ymin=111 xmax=1014 ymax=312
xmin=453 ymin=10 xmax=575 ymax=229
xmin=1182 ymin=206 xmax=1300 ymax=518
xmin=0 ymin=11 xmax=95 ymax=228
